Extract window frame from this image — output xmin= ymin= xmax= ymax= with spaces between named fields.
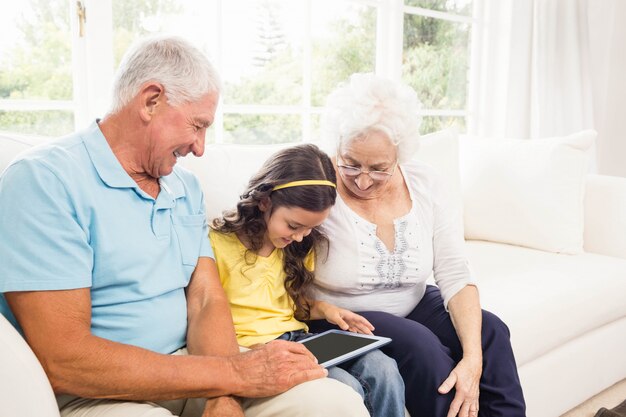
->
xmin=0 ymin=0 xmax=475 ymax=140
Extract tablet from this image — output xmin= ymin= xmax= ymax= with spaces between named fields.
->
xmin=298 ymin=330 xmax=392 ymax=368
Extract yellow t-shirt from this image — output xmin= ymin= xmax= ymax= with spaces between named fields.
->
xmin=209 ymin=230 xmax=312 ymax=347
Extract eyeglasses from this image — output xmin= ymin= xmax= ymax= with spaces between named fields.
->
xmin=337 ymin=159 xmax=397 ymax=182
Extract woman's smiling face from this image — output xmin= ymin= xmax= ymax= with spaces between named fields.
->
xmin=337 ymin=131 xmax=399 ymax=200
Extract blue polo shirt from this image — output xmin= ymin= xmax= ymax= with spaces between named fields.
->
xmin=0 ymin=121 xmax=213 ymax=354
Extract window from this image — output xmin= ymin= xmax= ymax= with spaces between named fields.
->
xmin=403 ymin=0 xmax=472 ymax=134
xmin=0 ymin=0 xmax=474 ymax=141
xmin=0 ymin=0 xmax=74 ymax=136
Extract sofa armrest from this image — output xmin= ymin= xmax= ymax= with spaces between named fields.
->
xmin=583 ymin=174 xmax=626 ymax=259
xmin=0 ymin=314 xmax=60 ymax=416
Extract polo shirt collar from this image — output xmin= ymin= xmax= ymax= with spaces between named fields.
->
xmin=82 ymin=120 xmax=137 ymax=189
xmin=159 ymin=172 xmax=185 ymax=199
xmin=81 ymin=120 xmax=187 ymax=201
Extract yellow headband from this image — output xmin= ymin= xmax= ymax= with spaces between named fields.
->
xmin=272 ymin=180 xmax=337 ymax=191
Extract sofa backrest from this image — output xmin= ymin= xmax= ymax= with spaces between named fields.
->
xmin=178 ymin=129 xmax=461 ymax=223
xmin=179 ymin=143 xmax=292 ymax=221
xmin=583 ymin=174 xmax=626 ymax=259
xmin=2 ymin=131 xmax=625 ymax=259
xmin=0 ymin=134 xmax=39 ymax=173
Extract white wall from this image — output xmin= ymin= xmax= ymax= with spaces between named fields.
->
xmin=588 ymin=0 xmax=626 ymax=177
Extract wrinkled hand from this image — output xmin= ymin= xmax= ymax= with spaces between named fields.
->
xmin=438 ymin=357 xmax=482 ymax=417
xmin=228 ymin=340 xmax=327 ymax=398
xmin=322 ymin=305 xmax=374 ymax=335
xmin=202 ymin=396 xmax=244 ymax=417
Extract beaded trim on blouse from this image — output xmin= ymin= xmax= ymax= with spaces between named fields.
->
xmin=374 ymin=218 xmax=410 ymax=288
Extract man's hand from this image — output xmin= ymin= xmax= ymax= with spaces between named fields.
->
xmin=202 ymin=396 xmax=244 ymax=417
xmin=228 ymin=340 xmax=327 ymax=398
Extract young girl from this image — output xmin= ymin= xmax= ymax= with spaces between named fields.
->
xmin=210 ymin=144 xmax=405 ymax=417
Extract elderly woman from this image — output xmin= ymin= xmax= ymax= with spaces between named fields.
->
xmin=310 ymin=73 xmax=526 ymax=417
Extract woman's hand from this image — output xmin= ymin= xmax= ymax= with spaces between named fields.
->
xmin=443 ymin=285 xmax=483 ymax=416
xmin=316 ymin=301 xmax=374 ymax=335
xmin=438 ymin=356 xmax=482 ymax=417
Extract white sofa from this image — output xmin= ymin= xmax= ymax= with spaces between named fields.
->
xmin=1 ymin=131 xmax=625 ymax=417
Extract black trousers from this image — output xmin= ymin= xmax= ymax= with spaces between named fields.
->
xmin=309 ymin=285 xmax=526 ymax=417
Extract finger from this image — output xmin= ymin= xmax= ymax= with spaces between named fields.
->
xmin=469 ymin=401 xmax=479 ymax=417
xmin=349 ymin=326 xmax=361 ymax=334
xmin=438 ymin=372 xmax=458 ymax=394
xmin=350 ymin=323 xmax=372 ymax=335
xmin=459 ymin=400 xmax=471 ymax=417
xmin=446 ymin=397 xmax=463 ymax=417
xmin=356 ymin=316 xmax=375 ymax=331
xmin=248 ymin=343 xmax=265 ymax=350
xmin=335 ymin=316 xmax=349 ymax=331
xmin=288 ymin=366 xmax=328 ymax=387
xmin=284 ymin=355 xmax=323 ymax=373
xmin=357 ymin=323 xmax=374 ymax=335
xmin=287 ymin=343 xmax=320 ymax=364
xmin=268 ymin=340 xmax=319 ymax=364
xmin=346 ymin=313 xmax=375 ymax=330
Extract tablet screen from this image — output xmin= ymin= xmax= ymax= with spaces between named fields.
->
xmin=299 ymin=330 xmax=391 ymax=367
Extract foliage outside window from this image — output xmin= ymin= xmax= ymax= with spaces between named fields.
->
xmin=0 ymin=0 xmax=473 ymax=141
xmin=0 ymin=0 xmax=73 ymax=136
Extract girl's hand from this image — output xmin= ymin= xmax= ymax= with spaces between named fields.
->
xmin=321 ymin=303 xmax=375 ymax=335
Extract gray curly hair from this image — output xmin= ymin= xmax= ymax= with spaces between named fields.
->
xmin=320 ymin=73 xmax=422 ymax=163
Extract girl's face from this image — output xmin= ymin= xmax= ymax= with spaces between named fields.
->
xmin=261 ymin=204 xmax=331 ymax=249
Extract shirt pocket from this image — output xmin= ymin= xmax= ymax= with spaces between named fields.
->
xmin=171 ymin=214 xmax=206 ymax=267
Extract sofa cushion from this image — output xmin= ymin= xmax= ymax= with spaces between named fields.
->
xmin=468 ymin=240 xmax=626 ymax=366
xmin=461 ymin=130 xmax=595 ymax=254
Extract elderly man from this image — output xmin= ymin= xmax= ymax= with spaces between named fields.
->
xmin=0 ymin=36 xmax=368 ymax=417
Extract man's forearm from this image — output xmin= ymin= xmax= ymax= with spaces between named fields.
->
xmin=47 ymin=334 xmax=240 ymax=401
xmin=6 ymin=288 xmax=243 ymax=401
xmin=184 ymin=256 xmax=246 ymax=415
xmin=186 ymin=293 xmax=239 ymax=357
xmin=185 ymin=257 xmax=240 ymax=356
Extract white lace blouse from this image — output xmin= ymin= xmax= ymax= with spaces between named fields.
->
xmin=313 ymin=161 xmax=474 ymax=317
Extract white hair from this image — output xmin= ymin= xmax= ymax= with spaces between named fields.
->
xmin=109 ymin=36 xmax=222 ymax=113
xmin=320 ymin=73 xmax=422 ymax=163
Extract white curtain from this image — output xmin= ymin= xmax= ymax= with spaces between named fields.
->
xmin=467 ymin=0 xmax=594 ymax=140
xmin=587 ymin=0 xmax=626 ymax=177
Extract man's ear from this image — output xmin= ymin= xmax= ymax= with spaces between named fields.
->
xmin=139 ymin=83 xmax=165 ymax=122
xmin=259 ymin=197 xmax=272 ymax=213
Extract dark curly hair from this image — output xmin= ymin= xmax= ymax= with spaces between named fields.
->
xmin=211 ymin=144 xmax=337 ymax=321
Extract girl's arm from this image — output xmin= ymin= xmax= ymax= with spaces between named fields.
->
xmin=307 ymin=299 xmax=375 ymax=335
